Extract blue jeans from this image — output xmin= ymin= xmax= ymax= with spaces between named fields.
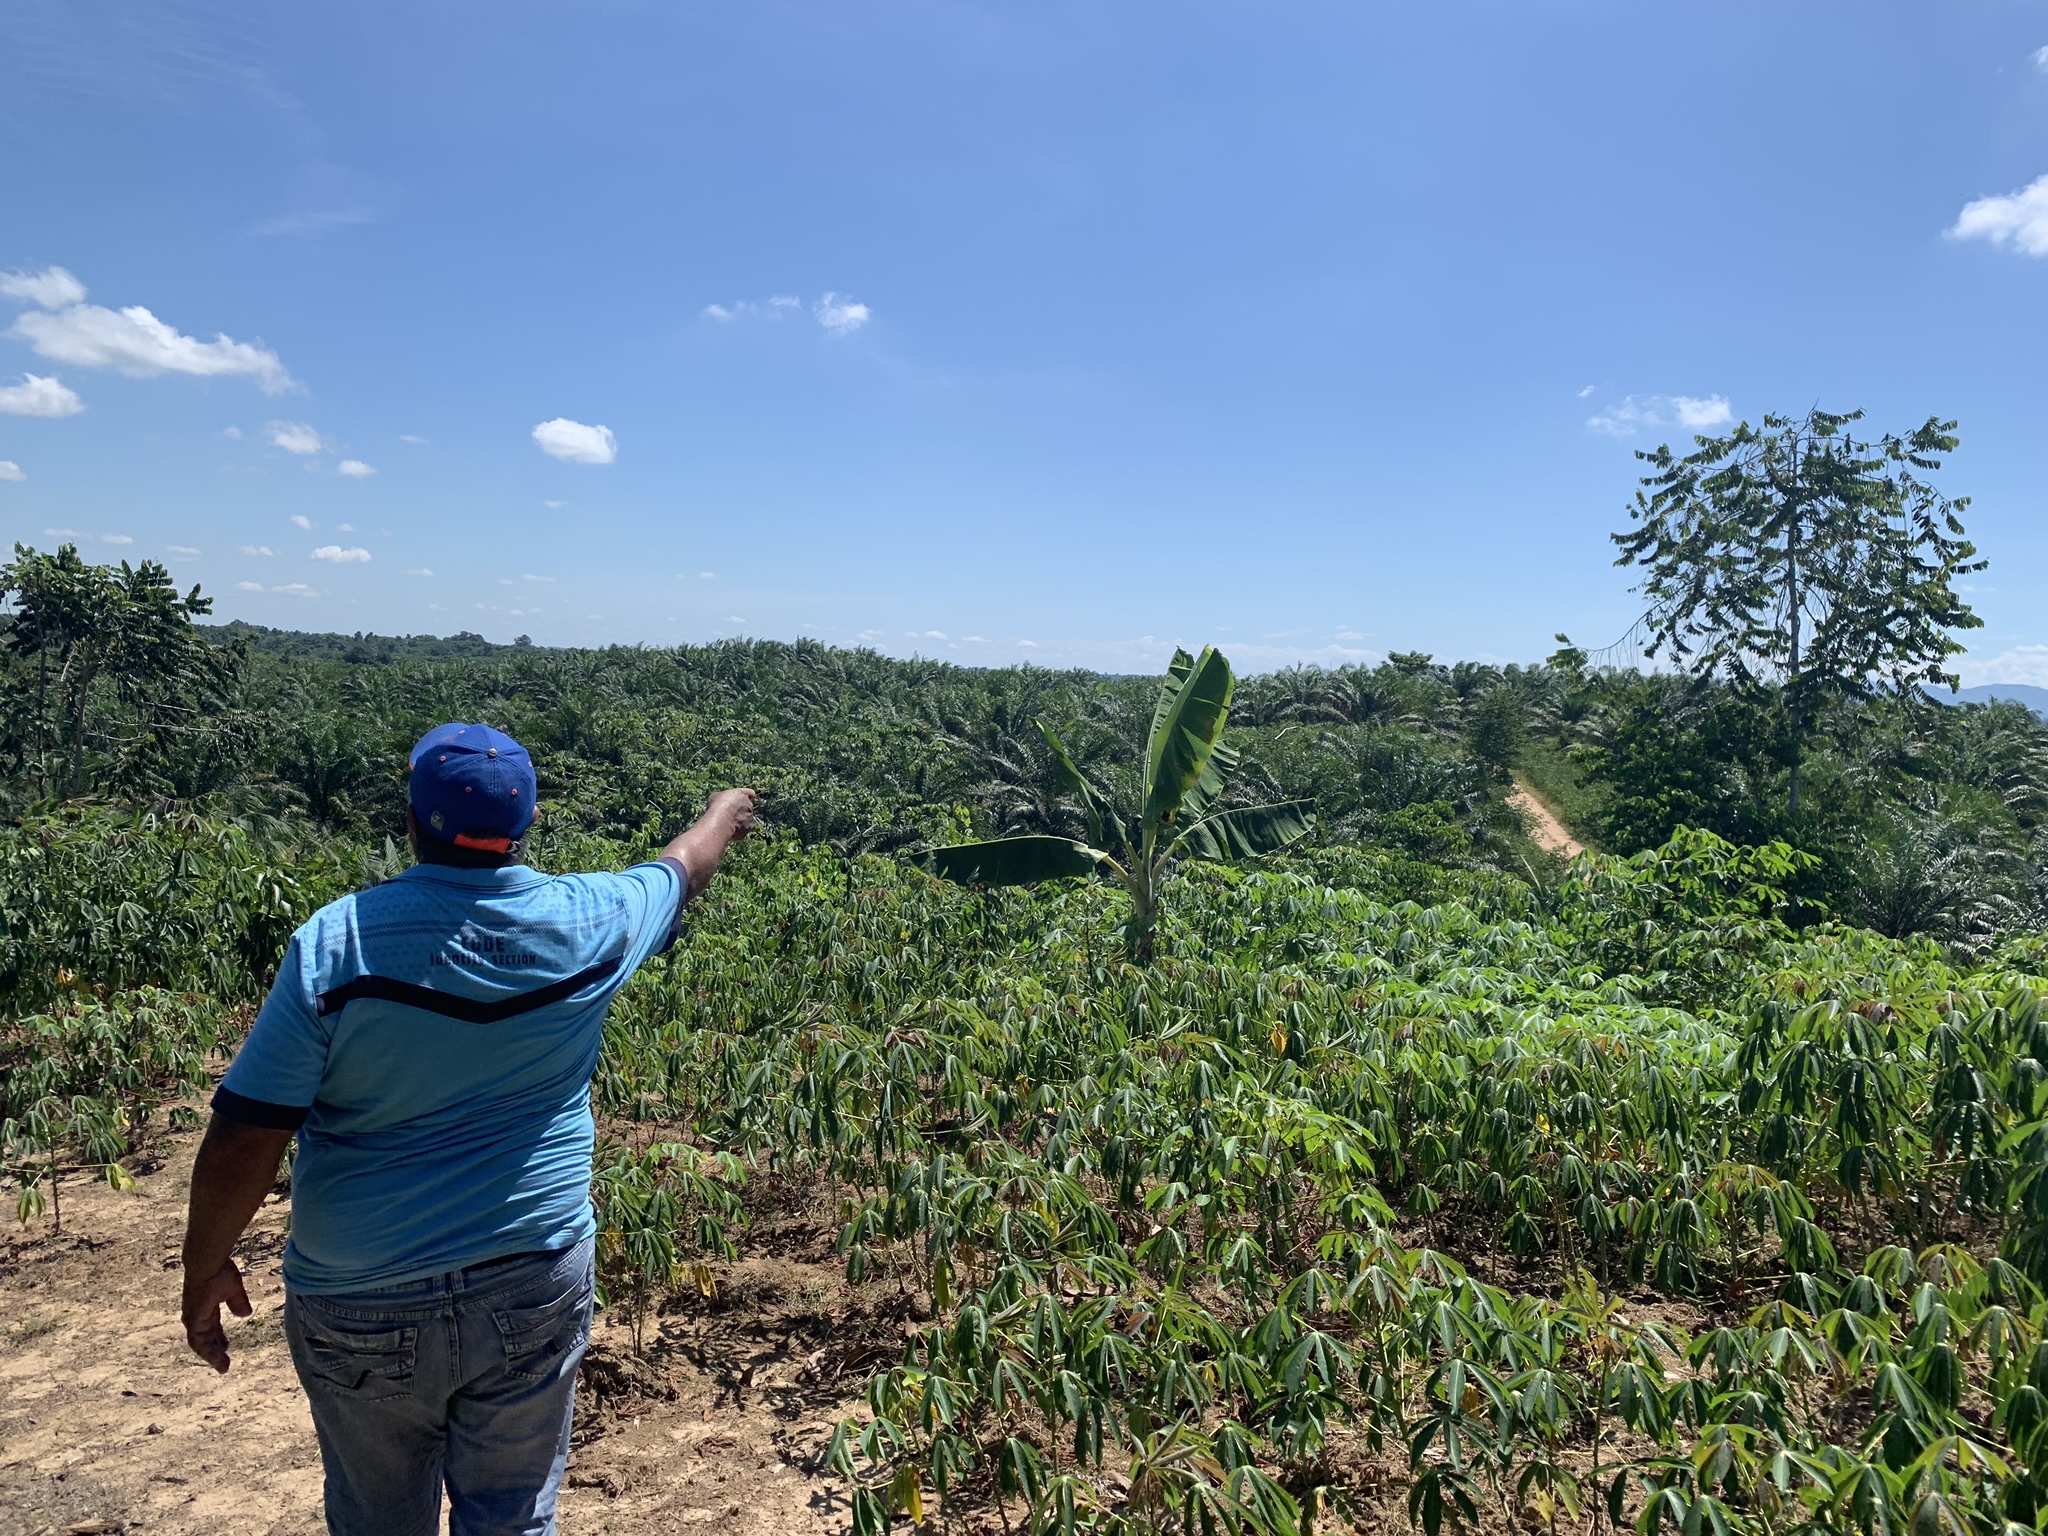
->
xmin=283 ymin=1238 xmax=595 ymax=1536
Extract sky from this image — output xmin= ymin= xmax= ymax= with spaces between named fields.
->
xmin=0 ymin=1 xmax=2043 ymax=679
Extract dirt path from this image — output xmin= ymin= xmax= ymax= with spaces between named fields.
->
xmin=1509 ymin=776 xmax=1584 ymax=859
xmin=1 ymin=1128 xmax=866 ymax=1536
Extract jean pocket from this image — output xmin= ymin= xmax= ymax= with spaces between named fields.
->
xmin=296 ymin=1315 xmax=420 ymax=1402
xmin=491 ymin=1284 xmax=592 ymax=1383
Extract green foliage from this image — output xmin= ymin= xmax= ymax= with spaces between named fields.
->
xmin=922 ymin=648 xmax=1312 ymax=959
xmin=0 ymin=542 xmax=239 ymax=803
xmin=1613 ymin=407 xmax=1984 ymax=813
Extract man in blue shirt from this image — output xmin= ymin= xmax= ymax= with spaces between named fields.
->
xmin=179 ymin=722 xmax=756 ymax=1536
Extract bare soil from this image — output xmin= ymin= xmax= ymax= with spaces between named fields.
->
xmin=0 ymin=1126 xmax=868 ymax=1536
xmin=1508 ymin=779 xmax=1584 ymax=859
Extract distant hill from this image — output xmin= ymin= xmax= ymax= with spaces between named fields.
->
xmin=1944 ymin=683 xmax=2048 ymax=717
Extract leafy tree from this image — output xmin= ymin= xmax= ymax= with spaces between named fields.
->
xmin=918 ymin=647 xmax=1312 ymax=959
xmin=1465 ymin=687 xmax=1526 ymax=775
xmin=0 ymin=543 xmax=229 ymax=799
xmin=1613 ymin=409 xmax=1983 ymax=812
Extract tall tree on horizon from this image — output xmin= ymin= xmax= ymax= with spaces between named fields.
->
xmin=1613 ymin=408 xmax=1983 ymax=815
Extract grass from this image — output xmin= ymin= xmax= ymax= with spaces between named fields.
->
xmin=1516 ymin=736 xmax=1607 ymax=849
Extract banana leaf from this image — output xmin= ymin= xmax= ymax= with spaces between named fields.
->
xmin=1172 ymin=800 xmax=1314 ymax=861
xmin=1036 ymin=719 xmax=1128 ymax=851
xmin=920 ymin=835 xmax=1108 ymax=886
xmin=1182 ymin=739 xmax=1241 ymax=823
xmin=1143 ymin=646 xmax=1235 ymax=834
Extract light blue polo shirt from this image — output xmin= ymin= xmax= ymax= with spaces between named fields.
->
xmin=217 ymin=858 xmax=684 ymax=1293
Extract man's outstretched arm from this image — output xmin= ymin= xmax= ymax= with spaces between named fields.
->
xmin=662 ymin=787 xmax=758 ymax=901
xmin=181 ymin=1114 xmax=294 ymax=1373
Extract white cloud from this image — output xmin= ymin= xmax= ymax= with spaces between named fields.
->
xmin=240 ymin=544 xmax=276 ymax=556
xmin=268 ymin=421 xmax=325 ymax=456
xmin=1948 ymin=173 xmax=2048 ymax=257
xmin=399 ymin=433 xmax=427 ymax=445
xmin=771 ymin=295 xmax=800 ymax=310
xmin=166 ymin=545 xmax=200 ymax=556
xmin=47 ymin=527 xmax=85 ymax=537
xmin=337 ymin=522 xmax=356 ymax=531
xmin=522 ymin=573 xmax=557 ymax=583
xmin=0 ymin=462 xmax=24 ymax=483
xmin=2033 ymin=45 xmax=2048 ymax=72
xmin=235 ymin=581 xmax=265 ymax=592
xmin=1672 ymin=394 xmax=1733 ymax=429
xmin=0 ymin=266 xmax=88 ymax=309
xmin=963 ymin=635 xmax=987 ymax=643
xmin=290 ymin=514 xmax=315 ymax=530
xmin=726 ymin=615 xmax=745 ymax=624
xmin=532 ymin=418 xmax=616 ymax=464
xmin=272 ymin=582 xmax=316 ymax=597
xmin=815 ymin=292 xmax=871 ymax=335
xmin=1587 ymin=392 xmax=1733 ymax=438
xmin=702 ymin=303 xmax=737 ymax=321
xmin=1576 ymin=384 xmax=1596 ymax=398
xmin=698 ymin=571 xmax=717 ymax=580
xmin=0 ymin=373 xmax=85 ymax=417
xmin=405 ymin=567 xmax=433 ymax=577
xmin=101 ymin=533 xmax=133 ymax=545
xmin=1967 ymin=645 xmax=2048 ymax=687
xmin=222 ymin=425 xmax=243 ymax=440
xmin=336 ymin=459 xmax=375 ymax=477
xmin=311 ymin=545 xmax=371 ymax=563
xmin=12 ymin=292 xmax=295 ymax=392
xmin=1018 ymin=639 xmax=1039 ymax=647
xmin=544 ymin=499 xmax=566 ymax=510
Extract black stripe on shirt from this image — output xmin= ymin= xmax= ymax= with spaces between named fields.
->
xmin=213 ymin=1084 xmax=311 ymax=1130
xmin=314 ymin=954 xmax=625 ymax=1024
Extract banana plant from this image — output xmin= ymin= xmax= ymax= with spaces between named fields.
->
xmin=919 ymin=646 xmax=1312 ymax=960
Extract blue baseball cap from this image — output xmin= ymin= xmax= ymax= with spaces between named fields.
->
xmin=408 ymin=723 xmax=537 ymax=852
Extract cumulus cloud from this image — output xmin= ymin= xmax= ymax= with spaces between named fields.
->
xmin=0 ymin=461 xmax=23 ymax=482
xmin=0 ymin=266 xmax=88 ymax=309
xmin=336 ymin=459 xmax=375 ymax=477
xmin=726 ymin=615 xmax=745 ymax=624
xmin=1948 ymin=173 xmax=2048 ymax=257
xmin=167 ymin=545 xmax=200 ymax=556
xmin=399 ymin=433 xmax=427 ymax=445
xmin=405 ymin=567 xmax=433 ymax=577
xmin=268 ymin=421 xmax=324 ymax=455
xmin=311 ymin=545 xmax=371 ymax=563
xmin=11 ymin=286 xmax=295 ymax=392
xmin=235 ymin=580 xmax=265 ymax=591
xmin=2033 ymin=45 xmax=2048 ymax=72
xmin=532 ymin=418 xmax=616 ymax=464
xmin=0 ymin=373 xmax=84 ymax=417
xmin=272 ymin=582 xmax=316 ymax=597
xmin=290 ymin=515 xmax=315 ymax=530
xmin=1587 ymin=393 xmax=1733 ymax=438
xmin=222 ymin=425 xmax=243 ymax=439
xmin=1577 ymin=384 xmax=1596 ymax=398
xmin=102 ymin=533 xmax=133 ymax=545
xmin=698 ymin=571 xmax=717 ymax=580
xmin=815 ymin=292 xmax=871 ymax=335
xmin=240 ymin=544 xmax=276 ymax=556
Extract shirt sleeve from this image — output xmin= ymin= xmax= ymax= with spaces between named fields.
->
xmin=216 ymin=935 xmax=329 ymax=1127
xmin=605 ymin=858 xmax=689 ymax=977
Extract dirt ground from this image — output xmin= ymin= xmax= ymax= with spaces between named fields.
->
xmin=1508 ymin=779 xmax=1584 ymax=859
xmin=0 ymin=1126 xmax=870 ymax=1536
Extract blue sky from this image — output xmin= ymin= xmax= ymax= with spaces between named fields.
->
xmin=1 ymin=1 xmax=2043 ymax=677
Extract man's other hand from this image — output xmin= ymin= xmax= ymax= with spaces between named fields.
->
xmin=183 ymin=1256 xmax=254 ymax=1373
